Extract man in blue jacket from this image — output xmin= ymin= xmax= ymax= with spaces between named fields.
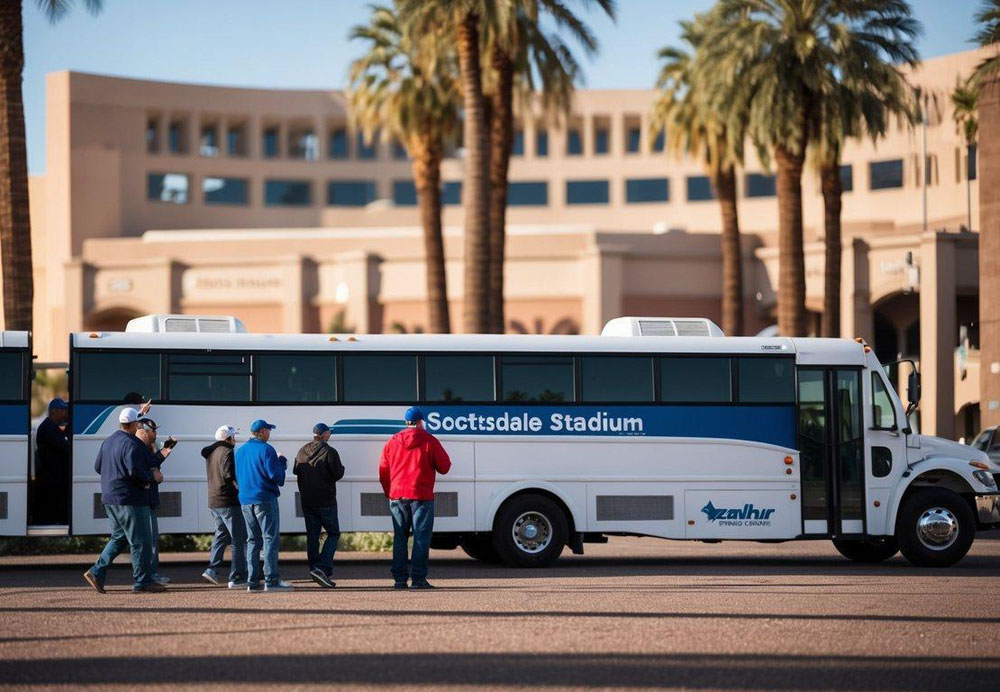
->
xmin=236 ymin=419 xmax=292 ymax=592
xmin=83 ymin=408 xmax=164 ymax=593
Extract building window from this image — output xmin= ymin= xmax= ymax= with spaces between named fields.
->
xmin=745 ymin=173 xmax=776 ymax=198
xmin=625 ymin=177 xmax=669 ymax=203
xmin=264 ymin=179 xmax=311 ymax=206
xmin=425 ymin=355 xmax=495 ymax=402
xmin=200 ymin=125 xmax=219 ymax=157
xmin=869 ymin=158 xmax=904 ymax=190
xmin=327 ymin=180 xmax=376 ymax=207
xmin=594 ymin=127 xmax=609 ymax=155
xmin=839 ymin=164 xmax=853 ymax=192
xmin=651 ymin=130 xmax=665 ymax=153
xmin=686 ymin=175 xmax=715 ymax=201
xmin=393 ymin=180 xmax=417 ymax=206
xmin=147 ymin=173 xmax=189 ymax=204
xmin=508 ymin=181 xmax=548 ymax=206
xmin=329 ymin=128 xmax=349 ymax=159
xmin=167 ymin=120 xmax=187 ymax=154
xmin=626 ymin=126 xmax=641 ymax=153
xmin=566 ymin=179 xmax=609 ymax=205
xmin=968 ymin=144 xmax=978 ymax=181
xmin=203 ymin=177 xmax=248 ymax=205
xmin=227 ymin=124 xmax=247 ymax=157
xmin=566 ymin=129 xmax=583 ymax=156
xmin=536 ymin=129 xmax=549 ymax=157
xmin=288 ymin=129 xmax=318 ymax=161
xmin=262 ymin=127 xmax=279 ymax=159
xmin=392 ymin=140 xmax=408 ymax=160
xmin=356 ymin=132 xmax=377 ymax=160
xmin=442 ymin=181 xmax=462 ymax=206
xmin=146 ymin=118 xmax=159 ymax=154
xmin=501 ymin=355 xmax=575 ymax=403
xmin=511 ymin=130 xmax=524 ymax=156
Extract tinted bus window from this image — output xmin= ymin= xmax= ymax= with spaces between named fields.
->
xmin=738 ymin=357 xmax=795 ymax=403
xmin=257 ymin=354 xmax=336 ymax=402
xmin=76 ymin=352 xmax=161 ymax=401
xmin=501 ymin=356 xmax=574 ymax=403
xmin=660 ymin=357 xmax=731 ymax=402
xmin=0 ymin=352 xmax=23 ymax=400
xmin=167 ymin=353 xmax=250 ymax=402
xmin=342 ymin=354 xmax=417 ymax=402
xmin=425 ymin=355 xmax=494 ymax=402
xmin=581 ymin=356 xmax=654 ymax=402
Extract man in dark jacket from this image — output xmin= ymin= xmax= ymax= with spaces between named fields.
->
xmin=294 ymin=423 xmax=345 ymax=588
xmin=34 ymin=398 xmax=71 ymax=524
xmin=379 ymin=406 xmax=451 ymax=590
xmin=201 ymin=425 xmax=247 ymax=588
xmin=83 ymin=408 xmax=164 ymax=593
xmin=136 ymin=418 xmax=175 ymax=586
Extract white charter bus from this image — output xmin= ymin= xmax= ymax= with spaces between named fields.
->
xmin=0 ymin=331 xmax=30 ymax=536
xmin=7 ymin=315 xmax=1000 ymax=568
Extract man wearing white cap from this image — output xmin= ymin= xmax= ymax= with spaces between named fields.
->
xmin=200 ymin=425 xmax=247 ymax=587
xmin=83 ymin=407 xmax=164 ymax=593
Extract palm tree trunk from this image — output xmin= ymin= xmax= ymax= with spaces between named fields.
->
xmin=820 ymin=161 xmax=842 ymax=338
xmin=979 ymin=78 xmax=1000 ymax=429
xmin=411 ymin=135 xmax=450 ymax=334
xmin=456 ymin=11 xmax=490 ymax=334
xmin=0 ymin=0 xmax=33 ymax=332
xmin=487 ymin=46 xmax=514 ymax=335
xmin=774 ymin=144 xmax=807 ymax=337
xmin=714 ymin=165 xmax=743 ymax=336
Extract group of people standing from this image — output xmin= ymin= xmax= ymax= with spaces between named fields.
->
xmin=83 ymin=404 xmax=451 ymax=593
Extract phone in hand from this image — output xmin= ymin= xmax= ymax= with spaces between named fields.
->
xmin=163 ymin=437 xmax=177 ymax=450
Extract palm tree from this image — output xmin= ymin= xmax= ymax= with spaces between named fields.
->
xmin=698 ymin=0 xmax=919 ymax=337
xmin=401 ymin=1 xmax=512 ymax=334
xmin=349 ymin=3 xmax=459 ymax=334
xmin=951 ymin=81 xmax=978 ymax=230
xmin=484 ymin=0 xmax=615 ymax=334
xmin=971 ymin=0 xmax=1000 ymax=86
xmin=652 ymin=16 xmax=746 ymax=336
xmin=0 ymin=0 xmax=100 ymax=332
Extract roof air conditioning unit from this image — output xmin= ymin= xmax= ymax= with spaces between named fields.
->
xmin=125 ymin=314 xmax=247 ymax=334
xmin=601 ymin=317 xmax=725 ymax=337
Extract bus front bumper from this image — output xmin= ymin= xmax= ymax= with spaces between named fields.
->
xmin=975 ymin=494 xmax=1000 ymax=526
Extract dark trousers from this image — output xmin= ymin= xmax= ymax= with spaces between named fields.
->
xmin=89 ymin=504 xmax=153 ymax=589
xmin=389 ymin=499 xmax=434 ymax=584
xmin=303 ymin=503 xmax=340 ymax=577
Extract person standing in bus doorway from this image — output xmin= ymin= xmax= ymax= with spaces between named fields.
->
xmin=379 ymin=406 xmax=451 ymax=590
xmin=236 ymin=419 xmax=292 ymax=592
xmin=293 ymin=423 xmax=345 ymax=588
xmin=201 ymin=425 xmax=248 ymax=588
xmin=33 ymin=398 xmax=71 ymax=525
xmin=136 ymin=418 xmax=176 ymax=586
xmin=83 ymin=408 xmax=165 ymax=593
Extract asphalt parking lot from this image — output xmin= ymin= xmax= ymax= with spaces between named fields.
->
xmin=1 ymin=536 xmax=999 ymax=690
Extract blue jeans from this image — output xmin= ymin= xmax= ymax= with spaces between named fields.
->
xmin=303 ymin=503 xmax=340 ymax=577
xmin=90 ymin=504 xmax=154 ymax=590
xmin=149 ymin=509 xmax=160 ymax=575
xmin=208 ymin=506 xmax=248 ymax=583
xmin=242 ymin=498 xmax=280 ymax=586
xmin=389 ymin=499 xmax=435 ymax=584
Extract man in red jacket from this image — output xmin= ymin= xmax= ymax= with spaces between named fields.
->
xmin=379 ymin=406 xmax=451 ymax=589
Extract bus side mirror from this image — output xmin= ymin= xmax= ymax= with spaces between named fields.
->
xmin=907 ymin=371 xmax=921 ymax=405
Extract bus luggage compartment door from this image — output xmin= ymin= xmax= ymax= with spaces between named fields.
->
xmin=684 ymin=489 xmax=800 ymax=539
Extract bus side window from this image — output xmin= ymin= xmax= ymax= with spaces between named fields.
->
xmin=342 ymin=354 xmax=417 ymax=403
xmin=257 ymin=353 xmax=336 ymax=402
xmin=871 ymin=372 xmax=897 ymax=430
xmin=75 ymin=352 xmax=161 ymax=401
xmin=424 ymin=355 xmax=495 ymax=402
xmin=0 ymin=351 xmax=24 ymax=400
xmin=167 ymin=353 xmax=251 ymax=402
xmin=660 ymin=357 xmax=730 ymax=403
xmin=501 ymin=355 xmax=574 ymax=403
xmin=581 ymin=356 xmax=654 ymax=403
xmin=737 ymin=357 xmax=794 ymax=403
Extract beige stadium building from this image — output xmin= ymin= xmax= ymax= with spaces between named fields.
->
xmin=11 ymin=49 xmax=989 ymax=439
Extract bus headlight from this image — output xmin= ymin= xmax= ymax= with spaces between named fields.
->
xmin=972 ymin=470 xmax=998 ymax=490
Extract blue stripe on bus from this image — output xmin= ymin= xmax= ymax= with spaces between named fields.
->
xmin=73 ymin=404 xmax=116 ymax=435
xmin=0 ymin=404 xmax=28 ymax=434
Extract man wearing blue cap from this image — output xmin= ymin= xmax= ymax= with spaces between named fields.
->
xmin=236 ymin=419 xmax=291 ymax=592
xmin=379 ymin=406 xmax=451 ymax=589
xmin=33 ymin=398 xmax=71 ymax=524
xmin=293 ymin=423 xmax=345 ymax=588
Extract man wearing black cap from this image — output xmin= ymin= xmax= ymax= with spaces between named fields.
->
xmin=293 ymin=423 xmax=345 ymax=588
xmin=34 ymin=398 xmax=71 ymax=524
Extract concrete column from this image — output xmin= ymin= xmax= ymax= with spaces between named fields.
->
xmin=282 ymin=256 xmax=305 ymax=333
xmin=335 ymin=251 xmax=382 ymax=334
xmin=840 ymin=238 xmax=873 ymax=341
xmin=63 ymin=260 xmax=87 ymax=335
xmin=919 ymin=232 xmax=957 ymax=438
xmin=247 ymin=115 xmax=261 ymax=159
xmin=581 ymin=240 xmax=625 ymax=335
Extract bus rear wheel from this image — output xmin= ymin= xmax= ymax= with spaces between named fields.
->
xmin=832 ymin=537 xmax=899 ymax=563
xmin=491 ymin=494 xmax=567 ymax=568
xmin=896 ymin=488 xmax=975 ymax=568
xmin=460 ymin=534 xmax=502 ymax=563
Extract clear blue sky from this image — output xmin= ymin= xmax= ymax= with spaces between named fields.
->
xmin=23 ymin=0 xmax=982 ymax=174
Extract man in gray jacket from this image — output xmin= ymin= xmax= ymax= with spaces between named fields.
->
xmin=294 ymin=423 xmax=345 ymax=588
xmin=201 ymin=425 xmax=247 ymax=588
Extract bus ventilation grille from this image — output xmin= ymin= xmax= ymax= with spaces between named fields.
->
xmin=638 ymin=319 xmax=711 ymax=337
xmin=359 ymin=492 xmax=458 ymax=518
xmin=595 ymin=495 xmax=674 ymax=521
xmin=163 ymin=317 xmax=234 ymax=333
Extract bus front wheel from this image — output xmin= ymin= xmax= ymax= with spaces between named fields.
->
xmin=896 ymin=488 xmax=975 ymax=568
xmin=492 ymin=494 xmax=567 ymax=568
xmin=832 ymin=537 xmax=899 ymax=563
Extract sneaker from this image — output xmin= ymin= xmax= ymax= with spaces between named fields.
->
xmin=393 ymin=581 xmax=409 ymax=590
xmin=228 ymin=581 xmax=249 ymax=589
xmin=202 ymin=569 xmax=222 ymax=586
xmin=151 ymin=573 xmax=170 ymax=585
xmin=83 ymin=570 xmax=105 ymax=594
xmin=247 ymin=582 xmax=264 ymax=592
xmin=133 ymin=582 xmax=168 ymax=593
xmin=264 ymin=580 xmax=294 ymax=592
xmin=309 ymin=568 xmax=336 ymax=588
xmin=409 ymin=581 xmax=436 ymax=590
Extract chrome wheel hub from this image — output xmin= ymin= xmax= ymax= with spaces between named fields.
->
xmin=512 ymin=512 xmax=552 ymax=554
xmin=916 ymin=507 xmax=959 ymax=551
